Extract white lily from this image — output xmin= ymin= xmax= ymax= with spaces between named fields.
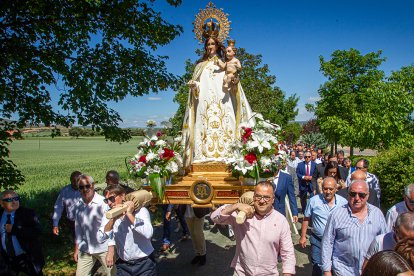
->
xmin=250 ymin=130 xmax=272 ymax=153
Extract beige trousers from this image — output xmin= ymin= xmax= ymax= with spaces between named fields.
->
xmin=76 ymin=250 xmax=116 ymax=276
xmin=186 ymin=216 xmax=206 ymax=256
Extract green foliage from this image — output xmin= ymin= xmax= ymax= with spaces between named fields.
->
xmin=279 ymin=122 xmax=302 ymax=144
xmin=0 ymin=0 xmax=182 ymax=141
xmin=371 ymin=147 xmax=414 ymax=210
xmin=314 ymin=49 xmax=414 ymax=150
xmin=300 ymin=132 xmax=329 ymax=149
xmin=169 ymin=48 xmax=299 ymax=134
xmin=0 ymin=121 xmax=25 ymax=190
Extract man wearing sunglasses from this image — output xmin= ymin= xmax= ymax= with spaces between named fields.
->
xmin=296 ymin=152 xmax=317 ymax=213
xmin=74 ymin=174 xmax=115 ymax=276
xmin=385 ymin=184 xmax=414 ymax=232
xmin=211 ymin=181 xmax=296 ymax=276
xmin=321 ymin=180 xmax=387 ymax=276
xmin=0 ymin=190 xmax=44 ymax=275
xmin=98 ymin=186 xmax=155 ymax=275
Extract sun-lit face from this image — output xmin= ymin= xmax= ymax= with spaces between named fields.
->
xmin=1 ymin=192 xmax=20 ymax=213
xmin=298 ymin=152 xmax=304 ymax=159
xmin=327 ymin=168 xmax=337 ymax=177
xmin=348 ymin=181 xmax=369 ymax=212
xmin=78 ymin=179 xmax=94 ymax=203
xmin=206 ymin=38 xmax=217 ymax=56
xmin=404 ymin=189 xmax=414 ymax=212
xmin=311 ymin=152 xmax=317 ymax=161
xmin=253 ymin=184 xmax=274 ymax=216
xmin=104 ymin=192 xmax=124 ymax=209
xmin=290 ymin=151 xmax=296 ymax=160
xmin=225 ymin=46 xmax=235 ymax=59
xmin=322 ymin=178 xmax=337 ymax=202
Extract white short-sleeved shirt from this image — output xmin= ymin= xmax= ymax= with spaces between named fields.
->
xmin=385 ymin=201 xmax=409 ymax=232
xmin=365 ymin=232 xmax=396 ymax=260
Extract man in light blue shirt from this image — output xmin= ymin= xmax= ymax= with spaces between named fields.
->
xmin=321 ymin=180 xmax=387 ymax=276
xmin=299 ymin=177 xmax=347 ymax=275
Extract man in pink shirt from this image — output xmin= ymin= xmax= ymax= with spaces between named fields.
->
xmin=211 ymin=181 xmax=296 ymax=276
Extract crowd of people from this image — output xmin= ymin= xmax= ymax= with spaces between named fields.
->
xmin=1 ymin=145 xmax=414 ymax=275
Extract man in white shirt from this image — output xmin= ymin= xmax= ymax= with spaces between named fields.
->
xmin=52 ymin=171 xmax=81 ymax=237
xmin=74 ymin=174 xmax=115 ymax=276
xmin=98 ymin=186 xmax=155 ymax=276
xmin=363 ymin=212 xmax=414 ymax=270
xmin=385 ymin=183 xmax=414 ymax=231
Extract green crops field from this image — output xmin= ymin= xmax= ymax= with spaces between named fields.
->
xmin=9 ymin=136 xmax=143 ymax=274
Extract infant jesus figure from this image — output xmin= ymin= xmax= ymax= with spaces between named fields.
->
xmin=216 ymin=40 xmax=241 ymax=91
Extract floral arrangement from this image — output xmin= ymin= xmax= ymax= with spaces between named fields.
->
xmin=127 ymin=132 xmax=183 ymax=198
xmin=226 ymin=113 xmax=287 ymax=183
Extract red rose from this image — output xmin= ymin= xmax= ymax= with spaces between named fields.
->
xmin=162 ymin=148 xmax=175 ymax=159
xmin=244 ymin=152 xmax=257 ymax=164
xmin=156 ymin=131 xmax=162 ymax=137
xmin=138 ymin=155 xmax=147 ymax=163
xmin=150 ymin=141 xmax=155 ymax=147
xmin=242 ymin=128 xmax=253 ymax=144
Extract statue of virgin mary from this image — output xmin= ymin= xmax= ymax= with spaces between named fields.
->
xmin=181 ymin=6 xmax=254 ymax=168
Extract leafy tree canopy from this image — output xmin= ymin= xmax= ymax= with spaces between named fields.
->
xmin=313 ymin=48 xmax=414 ymax=150
xmin=169 ymin=48 xmax=299 ymax=136
xmin=1 ymin=0 xmax=183 ymax=142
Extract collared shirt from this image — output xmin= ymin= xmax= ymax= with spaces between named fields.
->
xmin=365 ymin=232 xmax=396 ymax=260
xmin=287 ymin=158 xmax=299 ymax=169
xmin=345 ymin=172 xmax=381 ymax=201
xmin=0 ymin=211 xmax=25 ymax=256
xmin=52 ymin=184 xmax=81 ymax=226
xmin=321 ymin=203 xmax=387 ymax=276
xmin=211 ymin=206 xmax=296 ymax=276
xmin=98 ymin=207 xmax=154 ymax=261
xmin=304 ymin=194 xmax=348 ymax=239
xmin=75 ymin=193 xmax=109 ymax=254
xmin=272 ymin=171 xmax=280 ymax=191
xmin=385 ymin=201 xmax=409 ymax=232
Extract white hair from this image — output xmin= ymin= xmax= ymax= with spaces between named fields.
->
xmin=349 ymin=180 xmax=369 ymax=191
xmin=405 ymin=184 xmax=414 ymax=197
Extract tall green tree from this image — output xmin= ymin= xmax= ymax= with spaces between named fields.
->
xmin=170 ymin=48 xmax=299 ymax=136
xmin=312 ymin=49 xmax=414 ymax=153
xmin=0 ymin=0 xmax=182 ymax=188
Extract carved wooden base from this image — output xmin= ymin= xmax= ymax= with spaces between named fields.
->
xmin=143 ymin=162 xmax=255 ymax=207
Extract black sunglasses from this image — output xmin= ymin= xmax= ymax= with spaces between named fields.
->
xmin=349 ymin=191 xmax=367 ymax=199
xmin=2 ymin=196 xmax=20 ymax=203
xmin=305 ymin=156 xmax=311 ymax=158
xmin=79 ymin=184 xmax=92 ymax=191
xmin=104 ymin=196 xmax=116 ymax=204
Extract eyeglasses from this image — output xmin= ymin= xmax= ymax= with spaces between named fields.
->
xmin=356 ymin=166 xmax=365 ymax=170
xmin=349 ymin=191 xmax=368 ymax=199
xmin=2 ymin=196 xmax=20 ymax=203
xmin=305 ymin=156 xmax=311 ymax=158
xmin=254 ymin=195 xmax=273 ymax=202
xmin=79 ymin=184 xmax=92 ymax=191
xmin=104 ymin=196 xmax=116 ymax=204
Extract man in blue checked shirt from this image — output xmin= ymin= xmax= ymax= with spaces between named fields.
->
xmin=321 ymin=180 xmax=387 ymax=276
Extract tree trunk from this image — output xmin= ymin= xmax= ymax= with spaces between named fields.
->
xmin=330 ymin=144 xmax=334 ymax=155
xmin=350 ymin=146 xmax=354 ymax=157
xmin=334 ymin=141 xmax=337 ymax=154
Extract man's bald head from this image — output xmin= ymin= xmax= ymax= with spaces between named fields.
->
xmin=350 ymin=170 xmax=367 ymax=181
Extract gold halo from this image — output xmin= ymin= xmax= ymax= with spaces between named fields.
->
xmin=193 ymin=2 xmax=231 ymax=44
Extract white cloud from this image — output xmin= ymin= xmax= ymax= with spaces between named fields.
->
xmin=148 ymin=97 xmax=162 ymax=101
xmin=307 ymin=96 xmax=321 ymax=103
xmin=295 ymin=105 xmax=314 ymax=122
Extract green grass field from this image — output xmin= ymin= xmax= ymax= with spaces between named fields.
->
xmin=9 ymin=136 xmax=143 ymax=274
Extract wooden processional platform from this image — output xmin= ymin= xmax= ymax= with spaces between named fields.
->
xmin=143 ymin=162 xmax=255 ymax=208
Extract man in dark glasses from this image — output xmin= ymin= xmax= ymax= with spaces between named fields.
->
xmin=321 ymin=180 xmax=387 ymax=276
xmin=385 ymin=183 xmax=414 ymax=232
xmin=0 ymin=190 xmax=44 ymax=275
xmin=74 ymin=174 xmax=115 ymax=275
xmin=296 ymin=152 xmax=317 ymax=213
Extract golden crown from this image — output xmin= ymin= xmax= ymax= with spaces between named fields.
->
xmin=193 ymin=2 xmax=231 ymax=44
xmin=227 ymin=39 xmax=236 ymax=48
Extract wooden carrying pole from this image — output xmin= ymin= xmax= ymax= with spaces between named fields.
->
xmin=105 ymin=190 xmax=153 ymax=219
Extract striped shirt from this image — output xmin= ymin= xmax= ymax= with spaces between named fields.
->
xmin=345 ymin=172 xmax=381 ymax=202
xmin=321 ymin=203 xmax=387 ymax=276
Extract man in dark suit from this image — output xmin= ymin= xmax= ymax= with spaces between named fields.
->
xmin=312 ymin=163 xmax=325 ymax=194
xmin=273 ymin=169 xmax=298 ymax=223
xmin=296 ymin=152 xmax=316 ymax=213
xmin=0 ymin=190 xmax=44 ymax=275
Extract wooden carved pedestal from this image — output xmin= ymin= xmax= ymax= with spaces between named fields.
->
xmin=143 ymin=162 xmax=255 ymax=208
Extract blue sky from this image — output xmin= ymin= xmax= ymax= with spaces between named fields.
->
xmin=109 ymin=0 xmax=414 ymax=127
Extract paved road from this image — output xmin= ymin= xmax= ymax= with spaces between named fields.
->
xmin=153 ymin=215 xmax=312 ymax=276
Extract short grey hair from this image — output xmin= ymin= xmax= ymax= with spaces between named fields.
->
xmin=349 ymin=180 xmax=369 ymax=191
xmin=404 ymin=184 xmax=414 ymax=197
xmin=1 ymin=190 xmax=17 ymax=199
xmin=395 ymin=212 xmax=414 ymax=231
xmin=77 ymin=174 xmax=95 ymax=186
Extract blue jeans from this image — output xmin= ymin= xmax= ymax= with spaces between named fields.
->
xmin=162 ymin=205 xmax=172 ymax=245
xmin=310 ymin=234 xmax=322 ymax=275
